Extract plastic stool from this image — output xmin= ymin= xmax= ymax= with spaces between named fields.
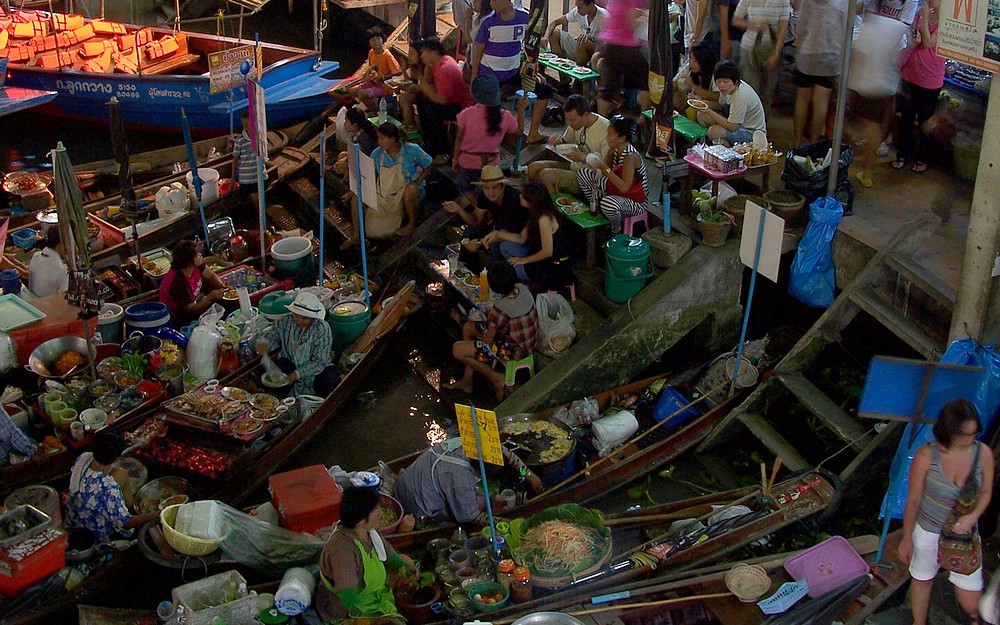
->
xmin=513 ymin=90 xmax=538 ymax=171
xmin=503 ymin=354 xmax=535 ymax=385
xmin=547 ymin=284 xmax=576 ymax=301
xmin=623 ymin=211 xmax=649 ymax=237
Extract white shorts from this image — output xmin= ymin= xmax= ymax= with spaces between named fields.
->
xmin=909 ymin=524 xmax=984 ymax=591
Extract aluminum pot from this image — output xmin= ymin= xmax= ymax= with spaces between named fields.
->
xmin=66 ymin=527 xmax=97 ymax=563
xmin=121 ymin=331 xmax=162 ymax=358
xmin=512 ymin=613 xmax=586 ymax=625
xmin=25 ymin=336 xmax=95 ymax=380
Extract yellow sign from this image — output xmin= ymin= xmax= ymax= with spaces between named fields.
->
xmin=455 ymin=404 xmax=504 ymax=466
xmin=207 ymin=44 xmax=255 ymax=94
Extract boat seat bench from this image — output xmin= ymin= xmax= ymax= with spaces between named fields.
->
xmin=143 ymin=53 xmax=201 ymax=75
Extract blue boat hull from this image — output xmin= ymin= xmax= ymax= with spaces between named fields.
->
xmin=5 ymin=52 xmax=341 ymax=131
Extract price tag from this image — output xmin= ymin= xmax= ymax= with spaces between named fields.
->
xmin=455 ymin=404 xmax=504 ymax=466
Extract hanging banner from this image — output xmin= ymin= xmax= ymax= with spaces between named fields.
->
xmin=248 ymin=78 xmax=268 ymax=158
xmin=455 ymin=404 xmax=504 ymax=466
xmin=938 ymin=0 xmax=1000 ymax=73
xmin=208 ymin=45 xmax=255 ymax=94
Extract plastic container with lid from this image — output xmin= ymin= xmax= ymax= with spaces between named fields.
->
xmin=496 ymin=559 xmax=515 ymax=590
xmin=604 ymin=234 xmax=652 ymax=303
xmin=511 ymin=566 xmax=533 ymax=603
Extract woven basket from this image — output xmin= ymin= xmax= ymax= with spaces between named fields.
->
xmin=722 ymin=194 xmax=770 ymax=230
xmin=763 ymin=190 xmax=806 ymax=226
xmin=525 ymin=535 xmax=614 ymax=589
xmin=725 ymin=563 xmax=771 ymax=602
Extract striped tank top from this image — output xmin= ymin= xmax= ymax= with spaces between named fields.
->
xmin=917 ymin=441 xmax=982 ymax=533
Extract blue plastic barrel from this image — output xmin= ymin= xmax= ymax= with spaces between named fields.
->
xmin=124 ymin=301 xmax=170 ymax=336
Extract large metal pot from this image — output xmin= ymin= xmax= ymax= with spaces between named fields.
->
xmin=512 ymin=614 xmax=586 ymax=625
xmin=497 ymin=413 xmax=577 ymax=486
xmin=121 ymin=331 xmax=162 ymax=358
xmin=25 ymin=336 xmax=95 ymax=380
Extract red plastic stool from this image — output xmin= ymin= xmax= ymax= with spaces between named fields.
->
xmin=547 ymin=284 xmax=577 ymax=301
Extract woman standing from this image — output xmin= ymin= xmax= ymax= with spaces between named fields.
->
xmin=508 ymin=182 xmax=574 ymax=291
xmin=596 ymin=0 xmax=650 ymax=115
xmin=158 ymin=239 xmax=226 ymax=327
xmin=892 ymin=0 xmax=945 ymax=173
xmin=453 ymin=75 xmax=521 ymax=200
xmin=315 ymin=487 xmax=413 ymax=625
xmin=731 ymin=0 xmax=790 ymax=120
xmin=577 ymin=116 xmax=648 ymax=234
xmin=900 ymin=399 xmax=994 ymax=625
xmin=791 ymin=0 xmax=848 ymax=146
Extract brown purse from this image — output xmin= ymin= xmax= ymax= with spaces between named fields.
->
xmin=937 ymin=443 xmax=983 ymax=575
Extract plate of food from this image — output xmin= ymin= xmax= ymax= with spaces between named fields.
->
xmin=539 ymin=52 xmax=557 ymax=60
xmin=221 ymin=386 xmax=250 ymax=402
xmin=554 ymin=143 xmax=576 ymax=156
xmin=463 ymin=275 xmax=480 ymax=288
xmin=2 ymin=171 xmax=50 ymax=196
xmin=454 ymin=267 xmax=473 ymax=280
xmin=572 ymin=66 xmax=591 ymax=74
xmin=222 ymin=288 xmax=239 ymax=301
xmin=233 ymin=418 xmax=264 ymax=436
xmin=250 ymin=393 xmax=279 ymax=412
xmin=687 ymin=99 xmax=709 ymax=111
xmin=555 ymin=196 xmax=576 ymax=207
xmin=250 ymin=407 xmax=279 ymax=422
xmin=141 ymin=259 xmax=169 ymax=277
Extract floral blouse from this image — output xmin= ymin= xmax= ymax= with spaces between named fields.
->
xmin=66 ymin=466 xmax=132 ymax=542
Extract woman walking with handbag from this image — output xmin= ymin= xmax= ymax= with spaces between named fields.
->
xmin=900 ymin=399 xmax=995 ymax=625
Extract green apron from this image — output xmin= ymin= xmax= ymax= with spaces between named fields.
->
xmin=322 ymin=534 xmax=401 ymax=620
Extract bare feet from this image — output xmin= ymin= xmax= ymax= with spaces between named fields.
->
xmin=443 ymin=379 xmax=473 ymax=394
xmin=396 ymin=223 xmax=414 ymax=237
xmin=339 ymin=237 xmax=359 ymax=250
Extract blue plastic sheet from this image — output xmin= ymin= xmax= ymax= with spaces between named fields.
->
xmin=789 ymin=196 xmax=843 ymax=308
xmin=879 ymin=339 xmax=1000 ymax=520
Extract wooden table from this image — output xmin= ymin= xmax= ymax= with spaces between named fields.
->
xmin=553 ymin=193 xmax=608 ymax=269
xmin=429 ymin=256 xmax=496 ymax=315
xmin=681 ymin=153 xmax=779 ymax=215
xmin=8 ymin=292 xmax=93 ymax=365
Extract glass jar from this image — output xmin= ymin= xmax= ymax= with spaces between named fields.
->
xmin=451 ymin=526 xmax=468 ymax=549
xmin=496 ymin=559 xmax=515 ymax=591
xmin=512 ymin=566 xmax=533 ymax=603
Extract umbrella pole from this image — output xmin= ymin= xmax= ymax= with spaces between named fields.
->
xmin=318 ymin=127 xmax=326 ymax=284
xmin=354 ymin=143 xmax=370 ymax=310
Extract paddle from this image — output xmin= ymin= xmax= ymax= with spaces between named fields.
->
xmin=603 ymin=504 xmax=717 ymax=527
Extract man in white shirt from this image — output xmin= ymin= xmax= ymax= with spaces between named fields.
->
xmin=28 ymin=230 xmax=69 ymax=297
xmin=527 ymin=95 xmax=610 ymax=195
xmin=542 ymin=0 xmax=610 ymax=64
xmin=696 ymin=60 xmax=766 ymax=145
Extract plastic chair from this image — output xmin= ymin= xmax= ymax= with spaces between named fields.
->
xmin=512 ymin=90 xmax=539 ymax=171
xmin=623 ymin=211 xmax=649 ymax=237
xmin=547 ymin=284 xmax=577 ymax=301
xmin=503 ymin=354 xmax=535 ymax=386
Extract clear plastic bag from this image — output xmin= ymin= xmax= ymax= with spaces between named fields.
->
xmin=535 ymin=293 xmax=576 ymax=356
xmin=216 ymin=502 xmax=324 ymax=575
xmin=552 ymin=397 xmax=599 ymax=427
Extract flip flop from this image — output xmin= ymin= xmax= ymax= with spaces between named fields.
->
xmin=890 ymin=159 xmax=907 ymax=170
xmin=855 ymin=171 xmax=873 ymax=188
xmin=912 ymin=162 xmax=928 ymax=173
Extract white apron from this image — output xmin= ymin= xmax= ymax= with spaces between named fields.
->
xmin=366 ymin=151 xmax=407 ymax=238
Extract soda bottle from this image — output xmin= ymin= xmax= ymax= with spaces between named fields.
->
xmin=378 ymin=98 xmax=388 ymax=125
xmin=479 ymin=268 xmax=489 ymax=302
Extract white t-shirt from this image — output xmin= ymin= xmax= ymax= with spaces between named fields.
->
xmin=733 ymin=0 xmax=791 ymax=51
xmin=684 ymin=0 xmax=720 ymax=49
xmin=864 ymin=0 xmax=918 ymax=25
xmin=560 ymin=114 xmax=611 ymax=158
xmin=721 ymin=81 xmax=766 ymax=132
xmin=565 ymin=5 xmax=610 ymax=36
xmin=28 ymin=247 xmax=69 ymax=297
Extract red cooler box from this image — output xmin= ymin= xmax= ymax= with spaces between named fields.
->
xmin=269 ymin=465 xmax=342 ymax=533
xmin=0 ymin=528 xmax=67 ymax=598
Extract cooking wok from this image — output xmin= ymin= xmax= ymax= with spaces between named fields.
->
xmin=498 ymin=413 xmax=577 ymax=485
xmin=26 ymin=336 xmax=95 ymax=380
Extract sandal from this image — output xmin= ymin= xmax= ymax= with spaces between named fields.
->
xmin=890 ymin=158 xmax=907 ymax=170
xmin=911 ymin=162 xmax=928 ymax=173
xmin=855 ymin=171 xmax=873 ymax=188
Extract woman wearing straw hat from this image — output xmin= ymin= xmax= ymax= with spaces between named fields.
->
xmin=453 ymin=75 xmax=522 ymax=201
xmin=256 ymin=292 xmax=340 ymax=396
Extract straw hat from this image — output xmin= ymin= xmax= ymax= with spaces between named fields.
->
xmin=473 ymin=165 xmax=507 ymax=186
xmin=287 ymin=292 xmax=326 ymax=320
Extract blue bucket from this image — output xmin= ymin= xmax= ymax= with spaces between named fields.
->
xmin=11 ymin=228 xmax=38 ymax=251
xmin=124 ymin=301 xmax=170 ymax=336
xmin=653 ymin=386 xmax=701 ymax=430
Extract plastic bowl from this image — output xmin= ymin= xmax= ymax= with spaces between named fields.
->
xmin=467 ymin=581 xmax=509 ymax=612
xmin=79 ymin=409 xmax=108 ymax=429
xmin=377 ymin=493 xmax=404 ymax=536
xmin=11 ymin=228 xmax=38 ymax=251
xmin=159 ymin=504 xmax=221 ymax=556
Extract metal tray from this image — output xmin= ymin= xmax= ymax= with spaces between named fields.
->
xmin=0 ymin=504 xmax=52 ymax=551
xmin=0 ymin=294 xmax=46 ymax=332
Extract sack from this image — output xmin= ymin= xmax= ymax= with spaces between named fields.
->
xmin=535 ymin=293 xmax=575 ymax=356
xmin=848 ymin=13 xmax=907 ymax=98
xmin=782 ymin=139 xmax=856 ymax=212
xmin=592 ymin=409 xmax=639 ymax=457
xmin=938 ymin=443 xmax=983 ymax=575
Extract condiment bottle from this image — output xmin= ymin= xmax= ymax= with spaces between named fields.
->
xmin=496 ymin=559 xmax=515 ymax=591
xmin=479 ymin=268 xmax=489 ymax=302
xmin=512 ymin=566 xmax=533 ymax=602
xmin=452 ymin=526 xmax=468 ymax=548
xmin=217 ymin=341 xmax=239 ymax=377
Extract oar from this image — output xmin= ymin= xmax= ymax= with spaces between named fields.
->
xmin=534 ymin=380 xmax=730 ymax=499
xmin=603 ymin=504 xmax=717 ymax=527
xmin=570 ymin=592 xmax=733 ymax=616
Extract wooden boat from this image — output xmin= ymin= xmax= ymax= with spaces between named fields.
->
xmin=475 ymin=533 xmax=897 ymax=625
xmin=2 ymin=9 xmax=342 ymax=130
xmin=383 ymin=364 xmax=746 ymax=550
xmin=415 ymin=469 xmax=841 ymax=625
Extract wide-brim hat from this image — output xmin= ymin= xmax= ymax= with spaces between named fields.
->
xmin=287 ymin=291 xmax=326 ymax=320
xmin=471 ymin=75 xmax=501 ymax=107
xmin=472 ymin=165 xmax=507 ymax=186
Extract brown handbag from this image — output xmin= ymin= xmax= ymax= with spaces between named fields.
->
xmin=937 ymin=443 xmax=983 ymax=575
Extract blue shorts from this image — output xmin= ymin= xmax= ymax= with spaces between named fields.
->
xmin=725 ymin=125 xmax=754 ymax=145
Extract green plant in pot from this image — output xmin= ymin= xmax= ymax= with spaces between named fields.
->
xmin=694 ymin=195 xmax=733 ymax=247
xmin=395 ymin=570 xmax=441 ymax=624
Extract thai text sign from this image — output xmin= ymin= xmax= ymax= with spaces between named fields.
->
xmin=208 ymin=45 xmax=255 ymax=94
xmin=455 ymin=404 xmax=504 ymax=466
xmin=939 ymin=0 xmax=1000 ymax=73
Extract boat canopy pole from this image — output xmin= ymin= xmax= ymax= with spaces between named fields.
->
xmin=174 ymin=0 xmax=181 ymax=32
xmin=318 ymin=127 xmax=326 ymax=284
xmin=826 ymin=0 xmax=859 ymax=195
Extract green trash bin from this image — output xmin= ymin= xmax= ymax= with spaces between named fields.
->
xmin=605 ymin=234 xmax=653 ymax=303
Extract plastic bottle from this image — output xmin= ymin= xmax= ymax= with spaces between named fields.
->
xmin=478 ymin=268 xmax=489 ymax=302
xmin=194 ymin=236 xmax=204 ymax=254
xmin=589 ymin=193 xmax=598 ymax=216
xmin=511 ymin=566 xmax=533 ymax=603
xmin=496 ymin=559 xmax=515 ymax=591
xmin=378 ymin=98 xmax=388 ymax=125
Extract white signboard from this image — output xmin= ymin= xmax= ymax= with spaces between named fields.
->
xmin=739 ymin=200 xmax=783 ymax=283
xmin=248 ymin=78 xmax=268 ymax=159
xmin=207 ymin=45 xmax=255 ymax=94
xmin=939 ymin=0 xmax=1000 ymax=73
xmin=347 ymin=148 xmax=378 ymax=210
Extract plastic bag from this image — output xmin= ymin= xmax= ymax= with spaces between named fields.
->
xmin=216 ymin=502 xmax=324 ymax=575
xmin=535 ymin=293 xmax=576 ymax=356
xmin=700 ymin=180 xmax=736 ymax=205
xmin=188 ymin=306 xmax=225 ymax=382
xmin=0 ymin=332 xmax=15 ymax=374
xmin=552 ymin=397 xmax=599 ymax=427
xmin=788 ymin=196 xmax=843 ymax=308
xmin=592 ymin=409 xmax=639 ymax=457
xmin=782 ymin=139 xmax=855 ymax=211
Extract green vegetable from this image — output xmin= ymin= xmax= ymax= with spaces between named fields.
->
xmin=506 ymin=504 xmax=611 ymax=577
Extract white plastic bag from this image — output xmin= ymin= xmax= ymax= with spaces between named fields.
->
xmin=700 ymin=180 xmax=736 ymax=205
xmin=535 ymin=293 xmax=576 ymax=356
xmin=0 ymin=332 xmax=16 ymax=374
xmin=174 ymin=500 xmax=225 ymax=540
xmin=552 ymin=397 xmax=599 ymax=427
xmin=187 ymin=306 xmax=225 ymax=382
xmin=592 ymin=409 xmax=639 ymax=457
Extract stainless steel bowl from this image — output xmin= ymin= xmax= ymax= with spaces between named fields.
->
xmin=133 ymin=476 xmax=191 ymax=515
xmin=512 ymin=613 xmax=586 ymax=625
xmin=25 ymin=336 xmax=95 ymax=380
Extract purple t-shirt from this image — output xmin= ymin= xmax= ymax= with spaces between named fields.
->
xmin=476 ymin=8 xmax=530 ymax=81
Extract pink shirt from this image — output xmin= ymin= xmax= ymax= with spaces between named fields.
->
xmin=901 ymin=15 xmax=945 ymax=90
xmin=159 ymin=267 xmax=203 ymax=317
xmin=599 ymin=0 xmax=646 ymax=47
xmin=455 ymin=105 xmax=519 ymax=169
xmin=430 ymin=55 xmax=474 ymax=108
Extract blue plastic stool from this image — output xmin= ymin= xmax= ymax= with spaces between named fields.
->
xmin=513 ymin=90 xmax=539 ymax=171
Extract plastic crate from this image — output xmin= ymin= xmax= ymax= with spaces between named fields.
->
xmin=269 ymin=465 xmax=342 ymax=533
xmin=0 ymin=505 xmax=52 ymax=551
xmin=784 ymin=535 xmax=869 ymax=598
xmin=757 ymin=579 xmax=809 ymax=614
xmin=0 ymin=528 xmax=66 ymax=598
xmin=172 ymin=570 xmax=258 ymax=625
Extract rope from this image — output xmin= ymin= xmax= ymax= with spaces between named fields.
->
xmin=814 ymin=422 xmax=881 ymax=473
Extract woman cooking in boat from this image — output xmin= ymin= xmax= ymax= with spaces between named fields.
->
xmin=158 ymin=239 xmax=226 ymax=326
xmin=65 ymin=432 xmax=158 ymax=542
xmin=256 ymin=291 xmax=341 ymax=397
xmin=315 ymin=487 xmax=415 ymax=625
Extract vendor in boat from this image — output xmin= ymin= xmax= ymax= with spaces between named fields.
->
xmin=256 ymin=291 xmax=341 ymax=396
xmin=315 ymin=487 xmax=414 ymax=625
xmin=27 ymin=229 xmax=68 ymax=297
xmin=158 ymin=239 xmax=227 ymax=327
xmin=394 ymin=437 xmax=543 ymax=524
xmin=65 ymin=432 xmax=158 ymax=542
xmin=0 ymin=404 xmax=37 ymax=465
